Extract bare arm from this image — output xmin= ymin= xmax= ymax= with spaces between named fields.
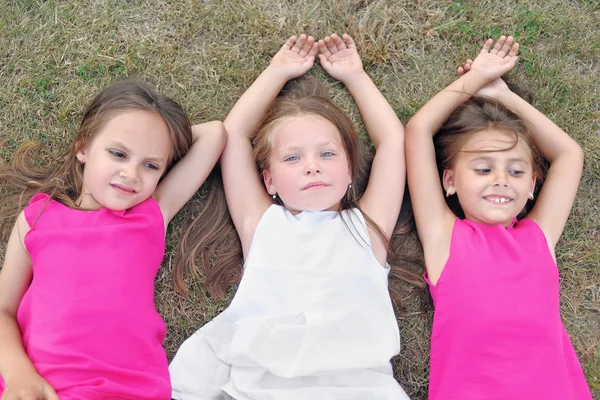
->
xmin=0 ymin=213 xmax=59 ymax=399
xmin=222 ymin=35 xmax=318 ymax=255
xmin=497 ymin=91 xmax=584 ymax=249
xmin=318 ymin=34 xmax=404 ymax=248
xmin=405 ymin=36 xmax=519 ymax=283
xmin=155 ymin=120 xmax=227 ymax=226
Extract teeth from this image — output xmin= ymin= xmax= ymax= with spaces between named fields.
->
xmin=486 ymin=197 xmax=510 ymax=203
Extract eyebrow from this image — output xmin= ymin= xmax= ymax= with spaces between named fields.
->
xmin=468 ymin=156 xmax=529 ymax=164
xmin=109 ymin=141 xmax=166 ymax=163
xmin=279 ymin=141 xmax=339 ymax=152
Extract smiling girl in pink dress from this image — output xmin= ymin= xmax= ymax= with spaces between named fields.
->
xmin=0 ymin=79 xmax=226 ymax=399
xmin=405 ymin=35 xmax=592 ymax=399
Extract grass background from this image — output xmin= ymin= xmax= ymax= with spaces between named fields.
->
xmin=1 ymin=0 xmax=598 ymax=398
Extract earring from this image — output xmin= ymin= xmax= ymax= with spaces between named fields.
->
xmin=77 ymin=154 xmax=85 ymax=164
xmin=446 ymin=187 xmax=454 ymax=197
xmin=272 ymin=193 xmax=277 ymax=200
xmin=349 ymin=183 xmax=352 ymax=189
xmin=528 ymin=192 xmax=534 ymax=200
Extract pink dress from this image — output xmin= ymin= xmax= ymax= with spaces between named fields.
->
xmin=426 ymin=218 xmax=592 ymax=400
xmin=0 ymin=193 xmax=170 ymax=399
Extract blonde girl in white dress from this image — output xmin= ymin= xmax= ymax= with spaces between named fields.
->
xmin=170 ymin=33 xmax=411 ymax=400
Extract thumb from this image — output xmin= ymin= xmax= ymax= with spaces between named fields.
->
xmin=43 ymin=385 xmax=60 ymax=400
xmin=318 ymin=54 xmax=330 ymax=68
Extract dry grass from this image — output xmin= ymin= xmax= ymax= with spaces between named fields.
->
xmin=1 ymin=0 xmax=599 ymax=398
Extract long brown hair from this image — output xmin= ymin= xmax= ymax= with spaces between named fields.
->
xmin=0 ymin=78 xmax=192 ymax=238
xmin=174 ymin=75 xmax=424 ymax=303
xmin=434 ymin=82 xmax=546 ymax=218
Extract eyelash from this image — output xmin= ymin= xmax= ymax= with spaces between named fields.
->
xmin=474 ymin=168 xmax=525 ymax=176
xmin=109 ymin=150 xmax=159 ymax=170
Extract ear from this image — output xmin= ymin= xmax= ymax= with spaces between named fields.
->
xmin=76 ymin=149 xmax=86 ymax=164
xmin=442 ymin=169 xmax=456 ymax=194
xmin=262 ymin=169 xmax=276 ymax=195
xmin=529 ymin=175 xmax=537 ymax=196
xmin=75 ymin=138 xmax=87 ymax=164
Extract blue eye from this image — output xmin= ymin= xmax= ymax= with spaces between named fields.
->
xmin=474 ymin=168 xmax=491 ymax=174
xmin=284 ymin=155 xmax=300 ymax=162
xmin=145 ymin=163 xmax=159 ymax=170
xmin=509 ymin=170 xmax=525 ymax=176
xmin=321 ymin=151 xmax=334 ymax=158
xmin=109 ymin=150 xmax=126 ymax=159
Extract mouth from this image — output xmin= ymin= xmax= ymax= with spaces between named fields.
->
xmin=483 ymin=195 xmax=513 ymax=204
xmin=302 ymin=181 xmax=329 ymax=190
xmin=110 ymin=183 xmax=137 ymax=196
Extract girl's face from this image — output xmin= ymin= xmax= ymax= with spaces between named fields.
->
xmin=443 ymin=128 xmax=536 ymax=227
xmin=263 ymin=114 xmax=352 ymax=213
xmin=76 ymin=110 xmax=171 ymax=210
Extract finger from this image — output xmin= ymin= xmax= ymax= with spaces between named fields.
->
xmin=464 ymin=62 xmax=471 ymax=71
xmin=292 ymin=34 xmax=307 ymax=53
xmin=342 ymin=33 xmax=356 ymax=49
xmin=490 ymin=35 xmax=506 ymax=55
xmin=307 ymin=42 xmax=319 ymax=58
xmin=318 ymin=53 xmax=331 ymax=69
xmin=497 ymin=36 xmax=513 ymax=58
xmin=331 ymin=33 xmax=346 ymax=51
xmin=299 ymin=36 xmax=315 ymax=57
xmin=281 ymin=35 xmax=297 ymax=50
xmin=324 ymin=36 xmax=338 ymax=54
xmin=457 ymin=66 xmax=464 ymax=77
xmin=466 ymin=59 xmax=473 ymax=65
xmin=318 ymin=40 xmax=331 ymax=58
xmin=480 ymin=38 xmax=494 ymax=53
xmin=508 ymin=42 xmax=519 ymax=58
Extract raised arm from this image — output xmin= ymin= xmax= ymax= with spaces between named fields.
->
xmin=222 ymin=35 xmax=318 ymax=255
xmin=155 ymin=120 xmax=227 ymax=226
xmin=497 ymin=91 xmax=583 ymax=250
xmin=0 ymin=213 xmax=59 ymax=400
xmin=318 ymin=33 xmax=404 ymax=242
xmin=405 ymin=36 xmax=519 ymax=282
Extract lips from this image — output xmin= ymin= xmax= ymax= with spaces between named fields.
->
xmin=483 ymin=195 xmax=513 ymax=204
xmin=110 ymin=183 xmax=137 ymax=196
xmin=302 ymin=181 xmax=329 ymax=190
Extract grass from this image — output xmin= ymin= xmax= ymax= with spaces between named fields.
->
xmin=1 ymin=0 xmax=599 ymax=397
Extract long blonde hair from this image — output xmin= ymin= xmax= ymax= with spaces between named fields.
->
xmin=174 ymin=75 xmax=424 ymax=303
xmin=0 ymin=78 xmax=192 ymax=238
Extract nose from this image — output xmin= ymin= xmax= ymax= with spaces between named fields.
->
xmin=492 ymin=169 xmax=509 ymax=187
xmin=304 ymin=157 xmax=322 ymax=175
xmin=120 ymin=163 xmax=140 ymax=182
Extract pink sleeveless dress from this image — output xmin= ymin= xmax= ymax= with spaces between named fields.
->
xmin=0 ymin=193 xmax=170 ymax=399
xmin=425 ymin=218 xmax=592 ymax=400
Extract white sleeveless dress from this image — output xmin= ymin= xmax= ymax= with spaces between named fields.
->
xmin=169 ymin=205 xmax=409 ymax=400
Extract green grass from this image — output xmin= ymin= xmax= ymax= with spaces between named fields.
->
xmin=1 ymin=0 xmax=599 ymax=397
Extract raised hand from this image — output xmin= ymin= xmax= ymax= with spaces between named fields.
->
xmin=269 ymin=34 xmax=318 ymax=80
xmin=468 ymin=35 xmax=519 ymax=83
xmin=318 ymin=34 xmax=364 ymax=83
xmin=457 ymin=58 xmax=510 ymax=99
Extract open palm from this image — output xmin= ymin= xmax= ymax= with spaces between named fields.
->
xmin=270 ymin=34 xmax=318 ymax=80
xmin=318 ymin=34 xmax=364 ymax=83
xmin=469 ymin=35 xmax=519 ymax=82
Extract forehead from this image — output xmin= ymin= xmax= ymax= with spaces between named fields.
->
xmin=271 ymin=114 xmax=343 ymax=151
xmin=460 ymin=129 xmax=533 ymax=162
xmin=93 ymin=110 xmax=171 ymax=157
